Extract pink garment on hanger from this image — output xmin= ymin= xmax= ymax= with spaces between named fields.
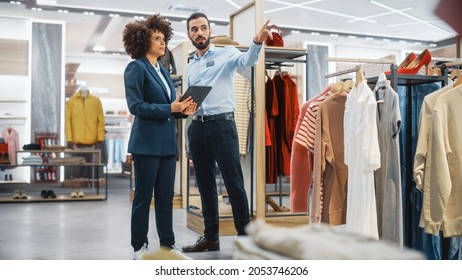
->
xmin=2 ymin=127 xmax=20 ymax=165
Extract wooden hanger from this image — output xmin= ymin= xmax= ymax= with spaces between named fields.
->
xmin=449 ymin=69 xmax=461 ymax=81
xmin=342 ymin=80 xmax=353 ymax=93
xmin=453 ymin=73 xmax=462 ymax=87
xmin=354 ymin=68 xmax=364 ymax=88
xmin=329 ymin=82 xmax=340 ymax=94
xmin=330 ymin=81 xmax=343 ymax=94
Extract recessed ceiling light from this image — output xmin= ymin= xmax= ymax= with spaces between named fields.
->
xmin=93 ymin=46 xmax=106 ymax=52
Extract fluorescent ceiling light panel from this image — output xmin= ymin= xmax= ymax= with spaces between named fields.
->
xmin=224 ymin=0 xmax=241 ymax=9
xmin=265 ymin=0 xmax=323 ymax=14
xmin=370 ymin=0 xmax=451 ymax=34
xmin=387 ymin=19 xmax=445 ymax=28
xmin=346 ymin=7 xmax=414 ymax=23
xmin=266 ymin=0 xmax=376 ymax=23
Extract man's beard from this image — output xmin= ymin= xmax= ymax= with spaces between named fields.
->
xmin=191 ymin=36 xmax=210 ymax=50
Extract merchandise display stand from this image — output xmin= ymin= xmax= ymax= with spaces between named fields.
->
xmin=0 ymin=149 xmax=107 ymax=202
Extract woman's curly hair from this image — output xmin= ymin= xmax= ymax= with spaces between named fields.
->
xmin=122 ymin=14 xmax=173 ymax=59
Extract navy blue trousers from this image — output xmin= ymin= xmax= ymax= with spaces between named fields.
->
xmin=188 ymin=119 xmax=250 ymax=241
xmin=131 ymin=154 xmax=176 ymax=251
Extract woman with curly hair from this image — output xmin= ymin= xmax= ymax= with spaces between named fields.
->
xmin=122 ymin=14 xmax=196 ymax=260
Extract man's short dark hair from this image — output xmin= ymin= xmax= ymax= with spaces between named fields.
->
xmin=187 ymin=12 xmax=210 ymax=31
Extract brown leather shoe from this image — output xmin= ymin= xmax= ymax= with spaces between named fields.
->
xmin=182 ymin=236 xmax=220 ymax=252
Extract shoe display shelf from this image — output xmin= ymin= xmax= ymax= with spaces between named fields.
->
xmin=0 ymin=149 xmax=107 ymax=203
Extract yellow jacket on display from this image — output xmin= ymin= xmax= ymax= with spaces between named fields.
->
xmin=65 ymin=90 xmax=105 ymax=145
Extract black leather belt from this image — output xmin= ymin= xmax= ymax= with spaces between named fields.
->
xmin=192 ymin=112 xmax=234 ymax=122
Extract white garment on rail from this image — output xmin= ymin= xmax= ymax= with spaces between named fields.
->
xmin=344 ymin=79 xmax=380 ymax=240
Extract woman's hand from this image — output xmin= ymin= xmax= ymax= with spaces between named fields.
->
xmin=182 ymin=101 xmax=197 ymax=116
xmin=171 ymin=94 xmax=195 ymax=113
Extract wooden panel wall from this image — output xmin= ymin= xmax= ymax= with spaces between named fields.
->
xmin=0 ymin=39 xmax=28 ymax=76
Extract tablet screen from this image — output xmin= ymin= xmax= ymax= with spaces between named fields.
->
xmin=180 ymin=86 xmax=212 ymax=107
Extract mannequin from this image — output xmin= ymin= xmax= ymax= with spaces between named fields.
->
xmin=65 ymin=86 xmax=106 ymax=197
xmin=80 ymin=86 xmax=89 ymax=98
xmin=65 ymin=86 xmax=105 ymax=147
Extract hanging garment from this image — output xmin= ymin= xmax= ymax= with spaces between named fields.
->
xmin=306 ymin=86 xmax=332 ymax=153
xmin=273 ymin=73 xmax=290 ymax=176
xmin=265 ymin=112 xmax=272 ymax=147
xmin=373 ymin=79 xmax=403 ymax=245
xmin=414 ymin=84 xmax=452 ymax=226
xmin=397 ymin=82 xmax=442 ymax=259
xmin=291 ymin=85 xmax=332 ymax=213
xmin=414 ymin=82 xmax=462 ymax=259
xmin=344 ymin=79 xmax=380 ymax=240
xmin=282 ymin=72 xmax=300 ymax=151
xmin=65 ymin=91 xmax=105 ymax=145
xmin=273 ymin=72 xmax=298 ymax=176
xmin=234 ymin=73 xmax=252 ymax=155
xmin=312 ymin=93 xmax=348 ymax=225
xmin=414 ymin=84 xmax=453 ymax=190
xmin=265 ymin=77 xmax=279 ymax=184
xmin=290 ymin=100 xmax=313 ymax=213
xmin=2 ymin=127 xmax=20 ymax=165
xmin=426 ymin=84 xmax=462 ymax=237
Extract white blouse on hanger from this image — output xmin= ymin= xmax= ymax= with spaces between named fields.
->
xmin=344 ymin=79 xmax=381 ymax=240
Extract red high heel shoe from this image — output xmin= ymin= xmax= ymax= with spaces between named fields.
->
xmin=384 ymin=52 xmax=416 ymax=75
xmin=397 ymin=49 xmax=432 ymax=75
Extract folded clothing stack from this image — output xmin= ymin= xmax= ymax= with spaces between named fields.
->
xmin=22 ymin=155 xmax=43 ymax=165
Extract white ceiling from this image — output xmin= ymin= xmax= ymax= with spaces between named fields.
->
xmin=0 ymin=0 xmax=457 ymax=57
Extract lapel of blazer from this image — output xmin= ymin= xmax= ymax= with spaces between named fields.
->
xmin=141 ymin=56 xmax=171 ymax=102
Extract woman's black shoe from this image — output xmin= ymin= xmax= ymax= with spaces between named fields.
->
xmin=47 ymin=190 xmax=56 ymax=198
xmin=41 ymin=190 xmax=48 ymax=198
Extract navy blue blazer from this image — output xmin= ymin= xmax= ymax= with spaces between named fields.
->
xmin=124 ymin=56 xmax=180 ymax=156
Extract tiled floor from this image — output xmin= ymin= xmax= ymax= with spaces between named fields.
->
xmin=0 ymin=174 xmax=236 ymax=260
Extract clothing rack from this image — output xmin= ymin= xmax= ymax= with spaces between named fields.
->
xmin=324 ymin=56 xmax=396 ymax=79
xmin=441 ymin=61 xmax=462 ymax=68
xmin=324 ymin=65 xmax=362 ymax=78
xmin=432 ymin=57 xmax=462 ymax=63
xmin=325 ymin=56 xmax=396 ymax=65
